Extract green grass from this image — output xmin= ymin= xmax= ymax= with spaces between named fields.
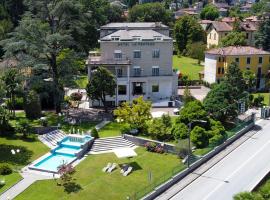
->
xmin=252 ymin=93 xmax=270 ymax=105
xmin=0 ymin=173 xmax=22 ymax=194
xmin=98 ymin=122 xmax=124 ymax=138
xmin=173 ymin=55 xmax=204 ymax=80
xmin=16 ymin=147 xmax=183 ymax=200
xmin=74 ymin=75 xmax=88 ymax=89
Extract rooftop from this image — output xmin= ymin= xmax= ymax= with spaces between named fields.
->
xmin=209 ymin=21 xmax=232 ymax=32
xmin=241 ymin=21 xmax=257 ymax=31
xmin=100 ymin=29 xmax=172 ymax=41
xmin=206 ymin=46 xmax=270 ymax=56
xmin=101 ymin=22 xmax=168 ymax=29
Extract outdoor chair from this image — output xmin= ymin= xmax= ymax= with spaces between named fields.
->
xmin=102 ymin=163 xmax=112 ymax=172
xmin=107 ymin=163 xmax=117 ymax=173
xmin=123 ymin=167 xmax=133 ymax=176
xmin=120 ymin=165 xmax=129 ymax=174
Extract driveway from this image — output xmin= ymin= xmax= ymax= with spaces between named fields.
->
xmin=178 ymin=86 xmax=210 ymax=101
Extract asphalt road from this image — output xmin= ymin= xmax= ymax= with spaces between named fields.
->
xmin=157 ymin=120 xmax=270 ymax=200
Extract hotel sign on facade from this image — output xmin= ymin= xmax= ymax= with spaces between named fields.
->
xmin=118 ymin=42 xmax=155 ymax=47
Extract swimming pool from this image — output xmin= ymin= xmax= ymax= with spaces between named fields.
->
xmin=30 ymin=135 xmax=93 ymax=173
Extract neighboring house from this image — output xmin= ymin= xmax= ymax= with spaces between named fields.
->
xmin=240 ymin=3 xmax=252 ymax=13
xmin=204 ymin=46 xmax=270 ymax=89
xmin=240 ymin=21 xmax=257 ymax=46
xmin=86 ymin=22 xmax=178 ymax=107
xmin=206 ymin=21 xmax=233 ymax=48
xmin=174 ymin=8 xmax=199 ymax=19
xmin=199 ymin=20 xmax=213 ymax=31
xmin=110 ymin=1 xmax=128 ymax=9
xmin=220 ymin=17 xmax=236 ymax=26
xmin=212 ymin=2 xmax=230 ymax=17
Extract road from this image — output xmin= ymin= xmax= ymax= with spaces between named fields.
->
xmin=156 ymin=120 xmax=270 ymax=200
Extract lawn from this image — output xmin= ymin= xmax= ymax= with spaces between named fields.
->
xmin=252 ymin=92 xmax=270 ymax=105
xmin=0 ymin=132 xmax=49 ymax=195
xmin=173 ymin=55 xmax=204 ymax=80
xmin=98 ymin=122 xmax=124 ymax=138
xmin=74 ymin=75 xmax=88 ymax=89
xmin=0 ymin=173 xmax=22 ymax=194
xmin=16 ymin=148 xmax=184 ymax=200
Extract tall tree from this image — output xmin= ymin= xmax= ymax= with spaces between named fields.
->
xmin=200 ymin=5 xmax=219 ymax=21
xmin=1 ymin=0 xmax=90 ymax=113
xmin=174 ymin=15 xmax=205 ymax=55
xmin=86 ymin=67 xmax=116 ymax=112
xmin=1 ymin=68 xmax=23 ymax=117
xmin=128 ymin=3 xmax=173 ymax=25
xmin=243 ymin=70 xmax=256 ymax=92
xmin=255 ymin=18 xmax=270 ymax=51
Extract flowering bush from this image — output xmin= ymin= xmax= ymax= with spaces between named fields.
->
xmin=145 ymin=142 xmax=164 ymax=154
xmin=70 ymin=92 xmax=83 ymax=101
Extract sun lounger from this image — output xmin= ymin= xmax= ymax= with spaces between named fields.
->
xmin=120 ymin=165 xmax=129 ymax=174
xmin=102 ymin=163 xmax=112 ymax=172
xmin=123 ymin=167 xmax=133 ymax=176
xmin=107 ymin=163 xmax=117 ymax=173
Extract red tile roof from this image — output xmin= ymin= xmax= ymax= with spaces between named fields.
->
xmin=206 ymin=46 xmax=270 ymax=56
xmin=210 ymin=21 xmax=232 ymax=32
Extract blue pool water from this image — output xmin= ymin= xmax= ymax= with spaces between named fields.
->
xmin=32 ymin=135 xmax=92 ymax=172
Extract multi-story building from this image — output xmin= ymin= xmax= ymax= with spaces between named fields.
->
xmin=206 ymin=21 xmax=257 ymax=48
xmin=204 ymin=46 xmax=270 ymax=89
xmin=86 ymin=22 xmax=178 ymax=107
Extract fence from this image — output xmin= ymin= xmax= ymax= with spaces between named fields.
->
xmin=127 ymin=114 xmax=255 ymax=200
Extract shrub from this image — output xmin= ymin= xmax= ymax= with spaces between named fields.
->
xmin=6 ymin=97 xmax=24 ymax=110
xmin=171 ymin=123 xmax=189 ymax=140
xmin=148 ymin=118 xmax=172 ymax=141
xmin=70 ymin=92 xmax=83 ymax=101
xmin=145 ymin=142 xmax=157 ymax=152
xmin=190 ymin=126 xmax=208 ymax=148
xmin=209 ymin=133 xmax=225 ymax=146
xmin=0 ymin=164 xmax=12 ymax=175
xmin=253 ymin=94 xmax=264 ymax=107
xmin=40 ymin=117 xmax=48 ymax=127
xmin=91 ymin=128 xmax=99 ymax=138
xmin=24 ymin=90 xmax=42 ymax=119
xmin=120 ymin=123 xmax=132 ymax=134
xmin=155 ymin=145 xmax=165 ymax=154
xmin=161 ymin=114 xmax=172 ymax=128
xmin=16 ymin=119 xmax=33 ymax=138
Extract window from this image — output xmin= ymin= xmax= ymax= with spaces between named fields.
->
xmin=246 ymin=67 xmax=250 ymax=70
xmin=214 ymin=33 xmax=216 ymax=40
xmin=154 ymin=36 xmax=162 ymax=41
xmin=246 ymin=33 xmax=249 ymax=39
xmin=111 ymin=36 xmax=120 ymax=41
xmin=133 ymin=82 xmax=143 ymax=95
xmin=222 ymin=57 xmax=225 ymax=62
xmin=235 ymin=57 xmax=239 ymax=63
xmin=218 ymin=67 xmax=221 ymax=74
xmin=247 ymin=57 xmax=251 ymax=64
xmin=132 ymin=36 xmax=141 ymax=41
xmin=114 ymin=50 xmax=122 ymax=60
xmin=222 ymin=68 xmax=224 ymax=74
xmin=118 ymin=85 xmax=126 ymax=95
xmin=209 ymin=33 xmax=212 ymax=39
xmin=116 ymin=68 xmax=122 ymax=77
xmin=152 ymin=85 xmax=159 ymax=93
xmin=218 ymin=57 xmax=221 ymax=62
xmin=133 ymin=50 xmax=141 ymax=59
xmin=152 ymin=49 xmax=160 ymax=58
xmin=152 ymin=66 xmax=159 ymax=76
xmin=133 ymin=66 xmax=141 ymax=77
xmin=259 ymin=57 xmax=263 ymax=64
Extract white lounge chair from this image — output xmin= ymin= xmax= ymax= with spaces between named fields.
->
xmin=102 ymin=163 xmax=112 ymax=172
xmin=123 ymin=167 xmax=133 ymax=176
xmin=107 ymin=163 xmax=117 ymax=173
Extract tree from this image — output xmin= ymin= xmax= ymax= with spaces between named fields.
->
xmin=1 ymin=68 xmax=23 ymax=117
xmin=200 ymin=5 xmax=219 ymax=21
xmin=176 ymin=100 xmax=208 ymax=125
xmin=203 ymin=82 xmax=237 ymax=121
xmin=0 ymin=106 xmax=13 ymax=135
xmin=186 ymin=42 xmax=206 ymax=64
xmin=86 ymin=67 xmax=116 ymax=112
xmin=24 ymin=90 xmax=42 ymax=120
xmin=220 ymin=32 xmax=247 ymax=47
xmin=128 ymin=3 xmax=173 ymax=25
xmin=15 ymin=119 xmax=32 ymax=138
xmin=161 ymin=114 xmax=172 ymax=128
xmin=255 ymin=18 xmax=270 ymax=51
xmin=171 ymin=122 xmax=189 ymax=140
xmin=243 ymin=70 xmax=256 ymax=92
xmin=1 ymin=0 xmax=90 ymax=113
xmin=114 ymin=96 xmax=152 ymax=132
xmin=190 ymin=126 xmax=208 ymax=148
xmin=234 ymin=192 xmax=264 ymax=200
xmin=107 ymin=5 xmax=125 ymax=22
xmin=182 ymin=86 xmax=194 ymax=104
xmin=148 ymin=118 xmax=172 ymax=141
xmin=224 ymin=62 xmax=247 ymax=97
xmin=174 ymin=15 xmax=205 ymax=54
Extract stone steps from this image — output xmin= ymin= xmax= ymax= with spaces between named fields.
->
xmin=39 ymin=130 xmax=67 ymax=148
xmin=90 ymin=136 xmax=135 ymax=154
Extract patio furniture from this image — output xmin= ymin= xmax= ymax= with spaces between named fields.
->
xmin=120 ymin=164 xmax=129 ymax=174
xmin=123 ymin=167 xmax=133 ymax=176
xmin=102 ymin=163 xmax=112 ymax=172
xmin=107 ymin=163 xmax=117 ymax=173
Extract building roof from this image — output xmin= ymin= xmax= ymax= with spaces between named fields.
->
xmin=221 ymin=17 xmax=236 ymax=23
xmin=101 ymin=22 xmax=168 ymax=29
xmin=213 ymin=2 xmax=230 ymax=9
xmin=199 ymin=20 xmax=213 ymax=24
xmin=210 ymin=21 xmax=233 ymax=32
xmin=240 ymin=21 xmax=257 ymax=31
xmin=244 ymin=16 xmax=261 ymax=22
xmin=101 ymin=29 xmax=172 ymax=41
xmin=206 ymin=46 xmax=270 ymax=56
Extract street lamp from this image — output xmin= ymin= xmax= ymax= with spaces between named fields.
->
xmin=187 ymin=120 xmax=208 ymax=168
